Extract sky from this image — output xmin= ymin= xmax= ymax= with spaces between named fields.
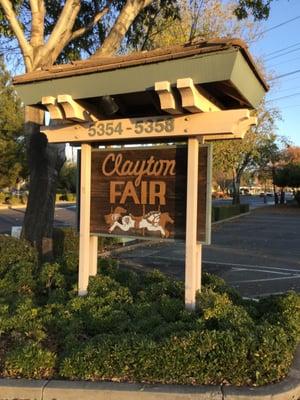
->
xmin=250 ymin=0 xmax=300 ymax=146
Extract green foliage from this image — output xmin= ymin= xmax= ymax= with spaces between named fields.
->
xmin=234 ymin=0 xmax=274 ymax=20
xmin=212 ymin=204 xmax=249 ymax=222
xmin=274 ymin=164 xmax=300 ymax=189
xmin=0 ymin=59 xmax=24 ymax=189
xmin=53 ymin=228 xmax=79 ymax=275
xmin=0 ymin=235 xmax=37 ymax=277
xmin=4 ymin=342 xmax=56 ymax=379
xmin=295 ymin=191 xmax=300 ymax=206
xmin=0 ymin=244 xmax=298 ymax=385
xmin=57 ymin=162 xmax=77 ymax=193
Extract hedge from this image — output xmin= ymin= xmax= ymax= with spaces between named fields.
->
xmin=212 ymin=204 xmax=250 ymax=222
xmin=0 ymin=235 xmax=299 ymax=385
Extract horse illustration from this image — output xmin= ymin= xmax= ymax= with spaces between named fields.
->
xmin=105 ymin=208 xmax=174 ymax=237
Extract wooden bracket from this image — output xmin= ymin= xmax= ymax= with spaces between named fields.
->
xmin=233 ymin=116 xmax=257 ymax=135
xmin=57 ymin=94 xmax=101 ymax=122
xmin=155 ymin=81 xmax=182 ymax=114
xmin=42 ymin=96 xmax=64 ymax=120
xmin=177 ymin=78 xmax=220 ymax=113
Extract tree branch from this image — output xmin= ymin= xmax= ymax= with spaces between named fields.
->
xmin=70 ymin=6 xmax=109 ymax=42
xmin=29 ymin=0 xmax=45 ymax=49
xmin=36 ymin=0 xmax=81 ymax=67
xmin=94 ymin=0 xmax=153 ymax=57
xmin=0 ymin=0 xmax=33 ymax=70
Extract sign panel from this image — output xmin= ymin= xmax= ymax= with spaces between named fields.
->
xmin=90 ymin=145 xmax=211 ymax=243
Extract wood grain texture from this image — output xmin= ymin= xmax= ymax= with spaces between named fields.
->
xmin=89 ymin=144 xmax=211 ymax=243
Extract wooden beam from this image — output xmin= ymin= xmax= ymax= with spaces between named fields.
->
xmin=42 ymin=96 xmax=64 ymax=120
xmin=185 ymin=137 xmax=199 ymax=310
xmin=78 ymin=143 xmax=92 ymax=295
xmin=41 ymin=109 xmax=255 ymax=144
xmin=89 ymin=235 xmax=98 ymax=277
xmin=155 ymin=81 xmax=182 ymax=115
xmin=177 ymin=78 xmax=221 ymax=113
xmin=57 ymin=94 xmax=101 ymax=122
xmin=203 ymin=133 xmax=243 ymax=141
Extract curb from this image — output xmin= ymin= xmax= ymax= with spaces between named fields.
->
xmin=0 ymin=201 xmax=76 ymax=211
xmin=0 ymin=346 xmax=299 ymax=400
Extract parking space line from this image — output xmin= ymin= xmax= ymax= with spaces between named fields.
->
xmin=203 ymin=260 xmax=300 ymax=274
xmin=231 ymin=275 xmax=300 ymax=284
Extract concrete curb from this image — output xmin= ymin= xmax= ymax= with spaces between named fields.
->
xmin=0 ymin=201 xmax=76 ymax=211
xmin=0 ymin=346 xmax=299 ymax=400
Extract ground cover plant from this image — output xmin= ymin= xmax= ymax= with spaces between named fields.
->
xmin=0 ymin=232 xmax=299 ymax=386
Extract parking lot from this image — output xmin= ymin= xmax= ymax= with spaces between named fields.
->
xmin=111 ymin=205 xmax=300 ymax=298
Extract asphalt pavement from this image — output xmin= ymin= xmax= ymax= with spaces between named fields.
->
xmin=0 ymin=203 xmax=76 ymax=234
xmin=111 ymin=205 xmax=300 ymax=299
xmin=0 ymin=200 xmax=299 ymax=299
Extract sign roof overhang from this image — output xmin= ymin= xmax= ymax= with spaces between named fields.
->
xmin=13 ymin=38 xmax=268 ymax=114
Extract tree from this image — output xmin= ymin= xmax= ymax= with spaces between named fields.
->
xmin=57 ymin=162 xmax=77 ymax=193
xmin=234 ymin=0 xmax=278 ymax=20
xmin=213 ymin=105 xmax=279 ymax=204
xmin=131 ymin=0 xmax=262 ymax=51
xmin=0 ymin=0 xmax=277 ymax=259
xmin=0 ymin=0 xmax=178 ymax=260
xmin=274 ymin=163 xmax=300 ymax=205
xmin=0 ymin=58 xmax=24 ymax=189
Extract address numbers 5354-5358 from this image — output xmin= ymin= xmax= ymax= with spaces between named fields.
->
xmin=88 ymin=118 xmax=175 ymax=137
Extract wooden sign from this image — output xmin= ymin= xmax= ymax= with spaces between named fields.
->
xmin=41 ymin=109 xmax=254 ymax=144
xmin=90 ymin=144 xmax=211 ymax=243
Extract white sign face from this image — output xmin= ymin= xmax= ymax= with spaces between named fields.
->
xmin=11 ymin=226 xmax=22 ymax=239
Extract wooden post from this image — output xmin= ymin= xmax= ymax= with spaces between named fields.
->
xmin=78 ymin=143 xmax=92 ymax=295
xmin=89 ymin=235 xmax=98 ymax=276
xmin=185 ymin=137 xmax=199 ymax=310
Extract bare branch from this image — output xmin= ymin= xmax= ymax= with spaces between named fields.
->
xmin=29 ymin=0 xmax=45 ymax=48
xmin=70 ymin=6 xmax=109 ymax=42
xmin=94 ymin=0 xmax=153 ymax=57
xmin=0 ymin=0 xmax=33 ymax=70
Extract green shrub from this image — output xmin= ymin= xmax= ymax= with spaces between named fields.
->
xmin=0 ymin=261 xmax=36 ymax=299
xmin=0 ymin=235 xmax=37 ymax=277
xmin=39 ymin=262 xmax=65 ymax=294
xmin=53 ymin=228 xmax=79 ymax=274
xmin=294 ymin=190 xmax=300 ymax=206
xmin=0 ymin=247 xmax=298 ymax=386
xmin=0 ymin=192 xmax=5 ymax=204
xmin=66 ymin=193 xmax=76 ymax=201
xmin=4 ymin=342 xmax=56 ymax=379
xmin=6 ymin=195 xmax=21 ymax=205
xmin=212 ymin=204 xmax=250 ymax=222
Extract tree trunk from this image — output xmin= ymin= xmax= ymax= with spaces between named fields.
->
xmin=232 ymin=174 xmax=241 ymax=205
xmin=21 ymin=106 xmax=66 ymax=262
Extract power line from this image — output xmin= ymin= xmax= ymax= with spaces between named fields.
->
xmin=270 ymin=69 xmax=300 ymax=81
xmin=277 ymin=74 xmax=300 ymax=83
xmin=272 ymin=85 xmax=300 ymax=94
xmin=266 ymin=46 xmax=300 ymax=61
xmin=266 ymin=92 xmax=300 ymax=103
xmin=265 ymin=41 xmax=300 ymax=57
xmin=279 ymin=104 xmax=300 ymax=110
xmin=260 ymin=15 xmax=300 ymax=35
xmin=268 ymin=55 xmax=300 ymax=68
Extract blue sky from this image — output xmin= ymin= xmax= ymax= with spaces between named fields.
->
xmin=250 ymin=0 xmax=300 ymax=146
